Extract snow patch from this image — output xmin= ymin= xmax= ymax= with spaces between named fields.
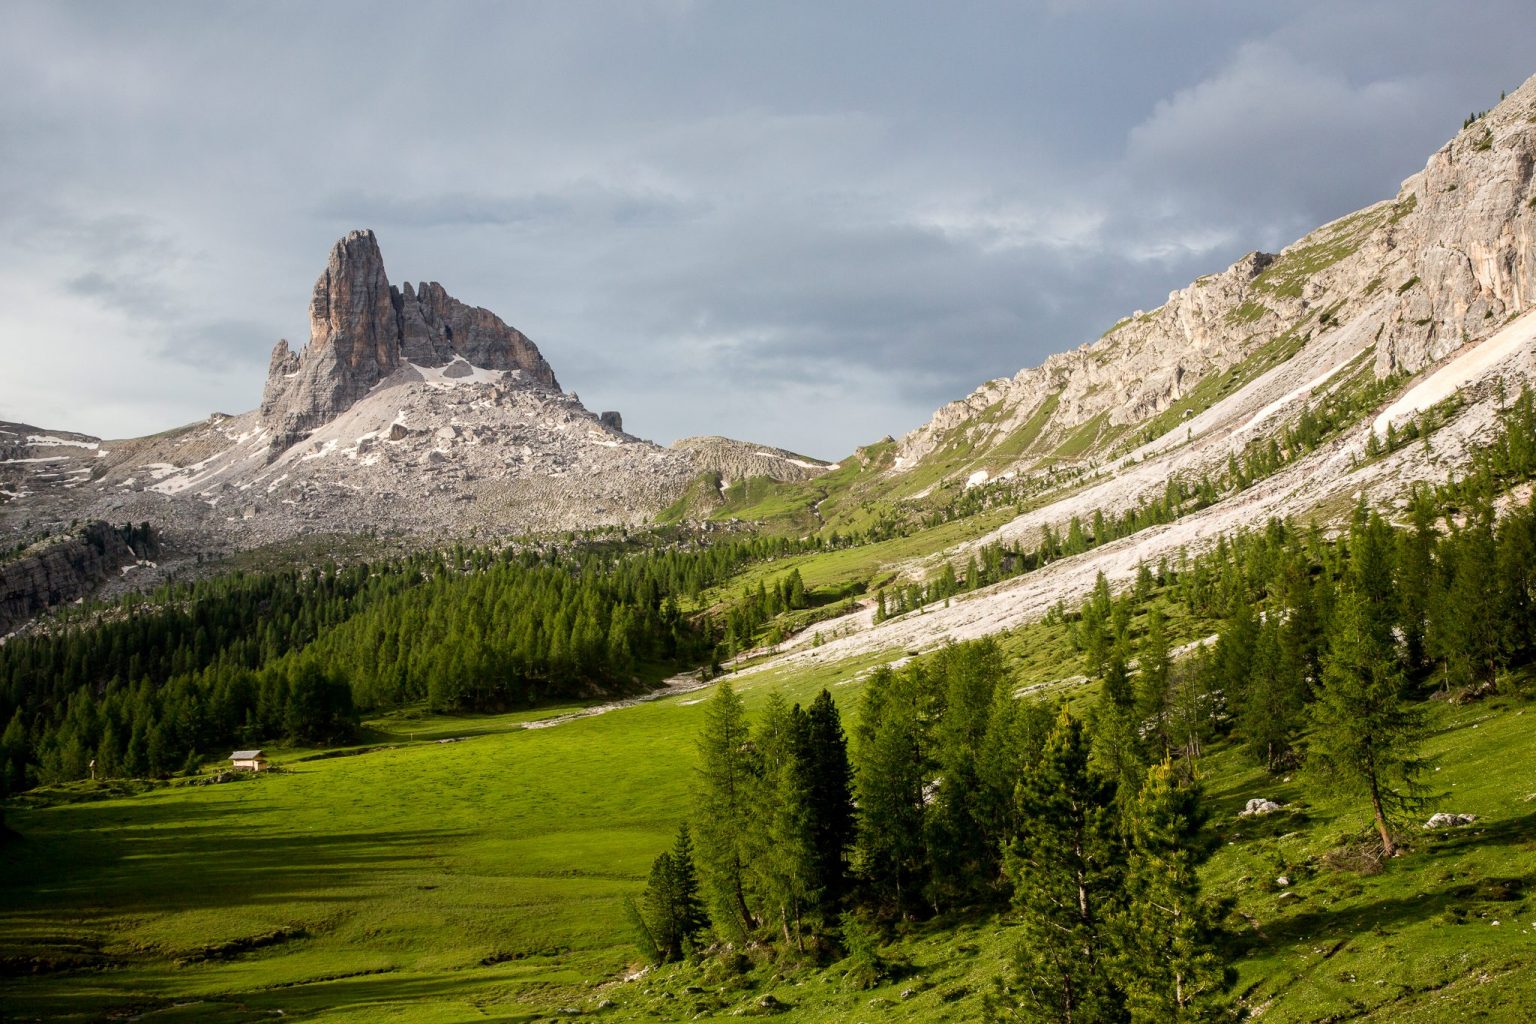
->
xmin=409 ymin=359 xmax=507 ymax=387
xmin=26 ymin=435 xmax=98 ymax=450
xmin=1374 ymin=306 xmax=1536 ymax=435
xmin=299 ymin=439 xmax=338 ymax=461
xmin=966 ymin=469 xmax=990 ymax=489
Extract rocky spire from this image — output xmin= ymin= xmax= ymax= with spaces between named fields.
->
xmin=260 ymin=229 xmax=560 ymax=453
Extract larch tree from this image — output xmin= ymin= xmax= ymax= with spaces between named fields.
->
xmin=993 ymin=709 xmax=1127 ymax=1024
xmin=1309 ymin=598 xmax=1429 ymax=858
xmin=853 ymin=664 xmax=932 ymax=919
xmin=692 ymin=681 xmax=761 ymax=938
xmin=747 ymin=692 xmax=816 ymax=947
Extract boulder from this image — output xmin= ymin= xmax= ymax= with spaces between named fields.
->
xmin=1240 ymin=798 xmax=1285 ymax=817
xmin=1424 ymin=812 xmax=1479 ymax=829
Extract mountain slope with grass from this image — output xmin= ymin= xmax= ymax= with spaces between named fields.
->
xmin=781 ymin=76 xmax=1536 ymax=537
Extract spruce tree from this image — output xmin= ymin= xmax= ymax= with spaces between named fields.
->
xmin=1115 ymin=761 xmax=1234 ymax=1023
xmin=637 ymin=822 xmax=709 ymax=962
xmin=994 ymin=709 xmax=1126 ymax=1024
xmin=797 ymin=689 xmax=856 ymax=909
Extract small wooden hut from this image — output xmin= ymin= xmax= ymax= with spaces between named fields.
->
xmin=229 ymin=749 xmax=268 ymax=772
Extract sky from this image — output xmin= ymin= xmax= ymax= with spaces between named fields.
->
xmin=2 ymin=2 xmax=1534 ymax=460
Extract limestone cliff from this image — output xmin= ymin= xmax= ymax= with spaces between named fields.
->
xmin=0 ymin=522 xmax=158 ymax=636
xmin=259 ymin=230 xmax=560 ymax=453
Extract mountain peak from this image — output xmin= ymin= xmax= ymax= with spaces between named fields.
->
xmin=259 ymin=230 xmax=559 ymax=453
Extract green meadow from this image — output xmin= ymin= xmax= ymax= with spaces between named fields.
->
xmin=0 ymin=648 xmax=886 ymax=1023
xmin=5 ymin=633 xmax=1536 ymax=1022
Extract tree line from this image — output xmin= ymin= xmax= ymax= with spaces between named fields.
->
xmin=0 ymin=535 xmax=814 ymax=794
xmin=635 ymin=385 xmax=1536 ymax=1015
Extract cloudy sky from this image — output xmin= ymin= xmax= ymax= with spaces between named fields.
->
xmin=2 ymin=2 xmax=1533 ymax=459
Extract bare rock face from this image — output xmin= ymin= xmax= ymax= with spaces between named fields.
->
xmin=670 ymin=436 xmax=832 ymax=487
xmin=599 ymin=411 xmax=624 ymax=432
xmin=0 ymin=522 xmax=157 ymax=635
xmin=259 ymin=230 xmax=560 ymax=454
xmin=394 ymin=279 xmax=560 ymax=387
xmin=260 ymin=230 xmax=400 ymax=451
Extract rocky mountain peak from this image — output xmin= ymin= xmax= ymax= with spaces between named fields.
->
xmin=259 ymin=229 xmax=560 ymax=454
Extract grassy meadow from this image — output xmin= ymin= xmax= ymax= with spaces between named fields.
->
xmin=0 ymin=645 xmax=891 ymax=1023
xmin=4 ymin=620 xmax=1536 ymax=1022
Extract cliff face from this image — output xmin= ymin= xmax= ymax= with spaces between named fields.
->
xmin=259 ymin=230 xmax=560 ymax=453
xmin=892 ymin=73 xmax=1536 ymax=481
xmin=0 ymin=522 xmax=157 ymax=636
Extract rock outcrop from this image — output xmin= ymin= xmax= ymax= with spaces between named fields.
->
xmin=259 ymin=230 xmax=560 ymax=453
xmin=670 ymin=436 xmax=832 ymax=487
xmin=0 ymin=522 xmax=157 ymax=635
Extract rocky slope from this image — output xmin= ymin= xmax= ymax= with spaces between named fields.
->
xmin=734 ymin=76 xmax=1536 ymax=671
xmin=0 ymin=521 xmax=158 ymax=636
xmin=260 ymin=230 xmax=561 ymax=454
xmin=0 ymin=233 xmax=827 ymax=558
xmin=888 ymin=74 xmax=1536 ymax=498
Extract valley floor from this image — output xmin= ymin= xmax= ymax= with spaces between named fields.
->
xmin=3 ymin=651 xmax=1535 ymax=1022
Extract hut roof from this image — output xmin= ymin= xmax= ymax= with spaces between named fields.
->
xmin=230 ymin=750 xmax=265 ymax=760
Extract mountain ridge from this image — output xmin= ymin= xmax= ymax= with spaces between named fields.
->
xmin=886 ymin=73 xmax=1536 ymax=495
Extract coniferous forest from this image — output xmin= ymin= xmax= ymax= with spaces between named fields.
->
xmin=0 ymin=536 xmax=816 ymax=791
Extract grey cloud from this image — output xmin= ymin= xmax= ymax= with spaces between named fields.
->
xmin=158 ymin=319 xmax=275 ymax=375
xmin=317 ymin=186 xmax=706 ymax=231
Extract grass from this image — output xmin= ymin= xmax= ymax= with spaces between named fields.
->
xmin=5 ymin=601 xmax=1536 ymax=1022
xmin=980 ymin=394 xmax=1059 ymax=470
xmin=1252 ymin=204 xmax=1389 ymax=300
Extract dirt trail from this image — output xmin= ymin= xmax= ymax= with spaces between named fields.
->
xmin=521 ymin=671 xmax=715 ymax=730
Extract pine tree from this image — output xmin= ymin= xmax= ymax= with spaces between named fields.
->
xmin=1310 ymin=599 xmax=1429 ymax=858
xmin=1115 ymin=762 xmax=1234 ymax=1023
xmin=993 ymin=709 xmax=1126 ymax=1024
xmin=692 ymin=681 xmax=760 ymax=938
